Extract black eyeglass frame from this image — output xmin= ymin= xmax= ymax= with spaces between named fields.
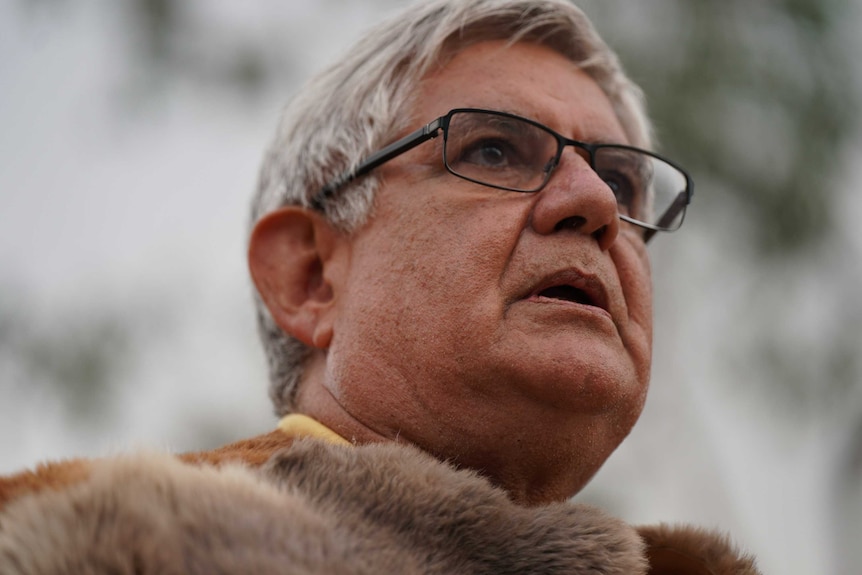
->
xmin=311 ymin=108 xmax=694 ymax=242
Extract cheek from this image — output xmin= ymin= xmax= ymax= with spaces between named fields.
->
xmin=339 ymin=198 xmax=521 ymax=359
xmin=612 ymin=238 xmax=653 ymax=370
xmin=627 ymin=252 xmax=653 ymax=331
xmin=380 ymin=194 xmax=520 ymax=293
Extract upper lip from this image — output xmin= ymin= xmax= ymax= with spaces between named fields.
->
xmin=523 ymin=269 xmax=610 ymax=313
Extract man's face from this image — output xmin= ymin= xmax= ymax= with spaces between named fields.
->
xmin=320 ymin=40 xmax=653 ymax=500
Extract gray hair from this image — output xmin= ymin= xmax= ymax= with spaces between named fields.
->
xmin=250 ymin=0 xmax=653 ymax=416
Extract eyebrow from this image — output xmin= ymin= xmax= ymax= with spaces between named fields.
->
xmin=451 ymin=104 xmax=628 ymax=145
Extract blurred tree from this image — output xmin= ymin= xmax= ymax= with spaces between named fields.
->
xmin=122 ymin=0 xmax=275 ymax=98
xmin=0 ymin=293 xmax=131 ymax=424
xmin=581 ymin=0 xmax=856 ymax=256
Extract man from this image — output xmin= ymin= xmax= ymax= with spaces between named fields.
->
xmin=0 ymin=1 xmax=758 ymax=573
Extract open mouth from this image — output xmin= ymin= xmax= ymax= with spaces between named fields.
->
xmin=537 ymin=284 xmax=596 ymax=306
xmin=526 ymin=271 xmax=609 ymax=313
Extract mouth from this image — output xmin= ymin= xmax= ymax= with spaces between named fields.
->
xmin=527 ymin=271 xmax=609 ymax=313
xmin=536 ymin=284 xmax=596 ymax=306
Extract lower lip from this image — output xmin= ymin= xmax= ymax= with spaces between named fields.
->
xmin=525 ymin=295 xmax=615 ymax=323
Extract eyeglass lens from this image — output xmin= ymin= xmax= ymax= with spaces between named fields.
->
xmin=443 ymin=110 xmax=687 ymax=230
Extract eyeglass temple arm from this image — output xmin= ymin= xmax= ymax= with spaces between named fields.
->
xmin=642 ymin=190 xmax=689 ymax=243
xmin=310 ymin=119 xmax=444 ymax=211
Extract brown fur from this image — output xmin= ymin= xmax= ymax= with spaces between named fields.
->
xmin=638 ymin=523 xmax=760 ymax=575
xmin=178 ymin=428 xmax=295 ymax=467
xmin=261 ymin=440 xmax=650 ymax=574
xmin=0 ymin=440 xmax=646 ymax=574
xmin=0 ymin=428 xmax=294 ymax=513
xmin=0 ymin=439 xmax=760 ymax=574
xmin=0 ymin=458 xmax=91 ymax=512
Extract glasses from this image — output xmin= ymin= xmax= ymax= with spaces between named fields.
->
xmin=313 ymin=108 xmax=693 ymax=241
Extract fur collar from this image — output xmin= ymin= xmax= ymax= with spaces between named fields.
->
xmin=0 ymin=439 xmax=758 ymax=574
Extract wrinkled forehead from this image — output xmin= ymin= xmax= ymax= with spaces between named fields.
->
xmin=412 ymin=41 xmax=627 ymax=147
xmin=406 ymin=29 xmax=645 ymax=149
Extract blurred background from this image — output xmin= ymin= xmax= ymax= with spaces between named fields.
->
xmin=1 ymin=1 xmax=860 ymax=573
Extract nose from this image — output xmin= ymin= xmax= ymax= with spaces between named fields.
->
xmin=529 ymin=149 xmax=620 ymax=251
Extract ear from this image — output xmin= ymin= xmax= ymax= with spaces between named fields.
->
xmin=248 ymin=207 xmax=344 ymax=350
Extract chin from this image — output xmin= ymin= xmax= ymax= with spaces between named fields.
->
xmin=513 ymin=359 xmax=646 ymax=416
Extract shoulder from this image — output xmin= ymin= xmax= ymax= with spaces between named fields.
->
xmin=0 ymin=448 xmax=341 ymax=574
xmin=637 ymin=523 xmax=761 ymax=575
xmin=0 ymin=428 xmax=290 ymax=512
xmin=0 ymin=438 xmax=761 ymax=574
xmin=0 ymin=457 xmax=90 ymax=512
xmin=0 ymin=440 xmax=646 ymax=574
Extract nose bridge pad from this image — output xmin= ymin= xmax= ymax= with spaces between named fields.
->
xmin=541 ymin=146 xmax=584 ymax=190
xmin=572 ymin=144 xmax=593 ymax=167
xmin=558 ymin=144 xmax=593 ymax=174
xmin=542 ymin=155 xmax=558 ymax=178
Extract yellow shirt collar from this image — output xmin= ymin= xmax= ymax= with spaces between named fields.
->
xmin=277 ymin=413 xmax=352 ymax=446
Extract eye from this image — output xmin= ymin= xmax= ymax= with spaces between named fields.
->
xmin=599 ymin=170 xmax=639 ymax=216
xmin=444 ymin=112 xmax=557 ymax=191
xmin=460 ymin=137 xmax=521 ymax=169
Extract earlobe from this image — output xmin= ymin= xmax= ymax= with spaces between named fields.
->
xmin=248 ymin=207 xmax=342 ymax=349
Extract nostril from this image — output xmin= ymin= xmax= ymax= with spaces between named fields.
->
xmin=554 ymin=216 xmax=586 ymax=232
xmin=592 ymin=224 xmax=607 ymax=242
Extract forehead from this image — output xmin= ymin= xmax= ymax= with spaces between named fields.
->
xmin=412 ymin=40 xmax=628 ymax=145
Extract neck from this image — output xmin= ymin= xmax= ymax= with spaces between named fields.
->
xmin=423 ymin=424 xmax=601 ymax=505
xmin=292 ymin=360 xmax=391 ymax=446
xmin=293 ymin=358 xmax=614 ymax=506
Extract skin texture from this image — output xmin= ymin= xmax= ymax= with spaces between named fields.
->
xmin=249 ymin=40 xmax=653 ymax=505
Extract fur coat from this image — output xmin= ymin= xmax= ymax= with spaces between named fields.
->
xmin=0 ymin=432 xmax=760 ymax=574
